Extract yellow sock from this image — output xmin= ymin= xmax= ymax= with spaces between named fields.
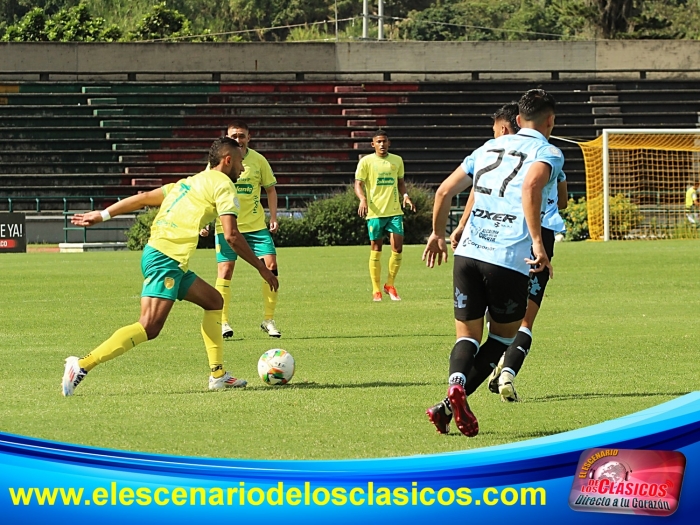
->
xmin=387 ymin=251 xmax=403 ymax=286
xmin=369 ymin=250 xmax=381 ymax=294
xmin=79 ymin=322 xmax=148 ymax=372
xmin=215 ymin=278 xmax=231 ymax=325
xmin=262 ymin=280 xmax=278 ymax=320
xmin=201 ymin=309 xmax=225 ymax=378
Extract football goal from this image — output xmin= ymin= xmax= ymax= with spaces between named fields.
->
xmin=578 ymin=129 xmax=700 ymax=241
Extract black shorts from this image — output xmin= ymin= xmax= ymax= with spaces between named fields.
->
xmin=453 ymin=256 xmax=529 ymax=324
xmin=528 ymin=228 xmax=556 ymax=306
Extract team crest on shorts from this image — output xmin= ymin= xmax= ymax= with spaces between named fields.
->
xmin=164 ymin=277 xmax=175 ymax=290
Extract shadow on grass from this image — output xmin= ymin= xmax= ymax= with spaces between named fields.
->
xmin=285 ymin=334 xmax=452 ymax=341
xmin=270 ymin=381 xmax=435 ymax=390
xmin=528 ymin=392 xmax=689 ymax=402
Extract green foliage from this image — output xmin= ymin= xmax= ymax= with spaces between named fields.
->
xmin=128 ymin=2 xmax=190 ymax=41
xmin=2 ymin=2 xmax=121 ymax=41
xmin=3 ymin=0 xmax=700 ymax=42
xmin=2 ymin=7 xmax=47 ymax=40
xmin=304 ymin=188 xmax=368 ymax=246
xmin=560 ymin=197 xmax=589 ymax=241
xmin=126 ymin=207 xmax=158 ymax=251
xmin=561 ymin=194 xmax=644 ymax=241
xmin=274 ymin=214 xmax=316 ymax=248
xmin=275 ymin=185 xmax=434 ymax=247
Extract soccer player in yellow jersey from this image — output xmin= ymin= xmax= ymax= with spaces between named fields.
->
xmin=354 ymin=129 xmax=415 ymax=302
xmin=686 ymin=181 xmax=700 ymax=224
xmin=61 ymin=137 xmax=279 ymax=397
xmin=202 ymin=121 xmax=281 ymax=338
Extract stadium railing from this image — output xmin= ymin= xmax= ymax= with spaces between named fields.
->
xmin=6 ymin=68 xmax=699 ymax=82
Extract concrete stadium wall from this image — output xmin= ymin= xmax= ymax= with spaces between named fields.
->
xmin=1 ymin=41 xmax=700 ymax=81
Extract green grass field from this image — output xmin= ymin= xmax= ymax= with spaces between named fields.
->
xmin=1 ymin=241 xmax=698 ymax=460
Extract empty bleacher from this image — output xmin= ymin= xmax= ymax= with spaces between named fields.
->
xmin=2 ymin=79 xmax=700 ymax=212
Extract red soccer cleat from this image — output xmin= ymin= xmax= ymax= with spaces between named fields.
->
xmin=447 ymin=384 xmax=479 ymax=437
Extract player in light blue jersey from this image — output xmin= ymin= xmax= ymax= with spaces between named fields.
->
xmin=448 ymin=106 xmax=570 ymax=403
xmin=422 ymin=90 xmax=564 ymax=437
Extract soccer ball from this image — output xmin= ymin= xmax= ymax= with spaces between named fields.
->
xmin=258 ymin=349 xmax=295 ymax=385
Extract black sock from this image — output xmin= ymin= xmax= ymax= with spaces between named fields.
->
xmin=448 ymin=337 xmax=479 ymax=385
xmin=502 ymin=328 xmax=532 ymax=376
xmin=464 ymin=336 xmax=509 ymax=395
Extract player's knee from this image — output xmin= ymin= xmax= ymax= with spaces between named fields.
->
xmin=208 ymin=292 xmax=224 ymax=311
xmin=140 ymin=319 xmax=165 ymax=340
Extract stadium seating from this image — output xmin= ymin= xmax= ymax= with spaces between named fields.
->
xmin=2 ymin=79 xmax=700 ymax=211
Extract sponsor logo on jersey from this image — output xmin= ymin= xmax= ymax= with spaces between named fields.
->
xmin=235 ymin=183 xmax=254 ymax=195
xmin=376 ymin=176 xmax=395 ymax=186
xmin=472 ymin=208 xmax=517 ymax=224
xmin=477 ymin=228 xmax=499 ymax=242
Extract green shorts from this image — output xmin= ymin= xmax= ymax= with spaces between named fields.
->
xmin=215 ymin=229 xmax=277 ymax=263
xmin=141 ymin=245 xmax=197 ymax=301
xmin=367 ymin=215 xmax=404 ymax=241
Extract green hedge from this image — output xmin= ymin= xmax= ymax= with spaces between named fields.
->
xmin=275 ymin=185 xmax=434 ymax=247
xmin=126 ymin=207 xmax=159 ymax=250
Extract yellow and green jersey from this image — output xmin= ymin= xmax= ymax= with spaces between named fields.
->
xmin=686 ymin=186 xmax=698 ymax=209
xmin=148 ymin=169 xmax=239 ymax=271
xmin=355 ymin=152 xmax=405 ymax=219
xmin=213 ymin=148 xmax=276 ymax=235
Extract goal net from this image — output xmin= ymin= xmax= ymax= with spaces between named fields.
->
xmin=578 ymin=129 xmax=700 ymax=240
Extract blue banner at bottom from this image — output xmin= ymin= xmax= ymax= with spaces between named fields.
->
xmin=2 ymin=393 xmax=700 ymax=523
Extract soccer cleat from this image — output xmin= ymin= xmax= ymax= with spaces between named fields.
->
xmin=498 ymin=370 xmax=520 ymax=402
xmin=446 ymin=384 xmax=479 ymax=437
xmin=487 ymin=354 xmax=506 ymax=394
xmin=373 ymin=292 xmax=382 ymax=302
xmin=426 ymin=402 xmax=452 ymax=434
xmin=260 ymin=319 xmax=281 ymax=338
xmin=61 ymin=356 xmax=88 ymax=397
xmin=209 ymin=372 xmax=247 ymax=390
xmin=383 ymin=284 xmax=401 ymax=301
xmin=221 ymin=322 xmax=234 ymax=339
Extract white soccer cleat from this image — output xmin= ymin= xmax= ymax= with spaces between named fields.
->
xmin=498 ymin=370 xmax=520 ymax=402
xmin=221 ymin=322 xmax=234 ymax=339
xmin=209 ymin=371 xmax=247 ymax=390
xmin=261 ymin=319 xmax=282 ymax=338
xmin=62 ymin=356 xmax=87 ymax=397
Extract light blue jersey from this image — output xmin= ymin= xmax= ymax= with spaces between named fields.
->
xmin=454 ymin=129 xmax=564 ymax=275
xmin=542 ymin=170 xmax=566 ymax=233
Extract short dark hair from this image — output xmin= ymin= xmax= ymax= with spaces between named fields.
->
xmin=373 ymin=129 xmax=389 ymax=139
xmin=208 ymin=136 xmax=240 ymax=167
xmin=518 ymin=89 xmax=556 ymax=123
xmin=227 ymin=121 xmax=250 ymax=133
xmin=493 ymin=102 xmax=520 ymax=132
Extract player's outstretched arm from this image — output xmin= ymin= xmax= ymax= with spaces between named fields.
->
xmin=71 ymin=188 xmax=165 ymax=227
xmin=523 ymin=162 xmax=553 ymax=277
xmin=220 ymin=214 xmax=279 ymax=292
xmin=422 ymin=165 xmax=472 ymax=267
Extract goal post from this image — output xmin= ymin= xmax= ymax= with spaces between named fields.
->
xmin=578 ymin=129 xmax=700 ymax=241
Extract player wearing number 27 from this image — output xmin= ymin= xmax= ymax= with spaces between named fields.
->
xmin=422 ymin=89 xmax=564 ymax=437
